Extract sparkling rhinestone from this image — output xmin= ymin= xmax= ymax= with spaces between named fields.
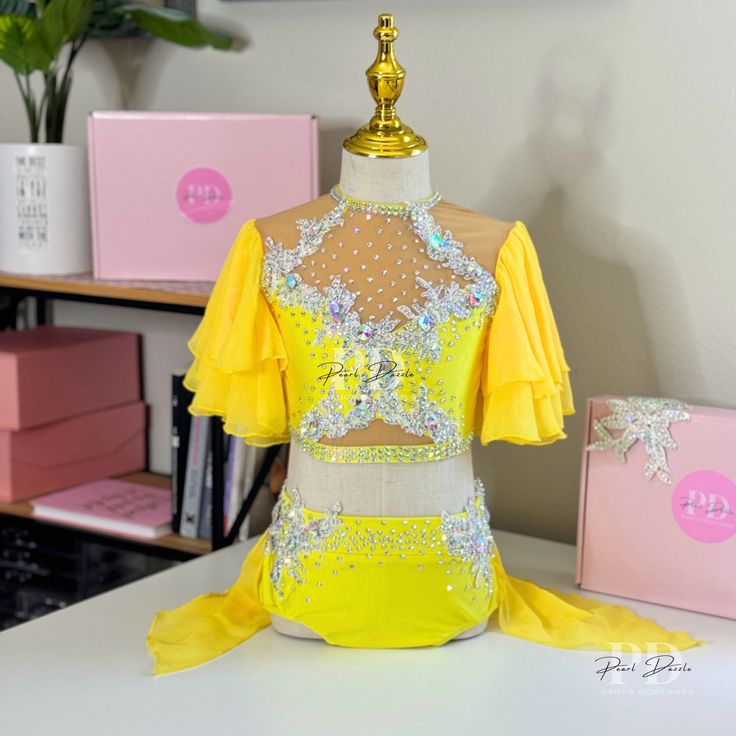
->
xmin=418 ymin=313 xmax=434 ymax=330
xmin=328 ymin=301 xmax=342 ymax=323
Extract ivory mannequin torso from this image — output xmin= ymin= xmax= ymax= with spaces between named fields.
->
xmin=260 ymin=148 xmax=514 ymax=641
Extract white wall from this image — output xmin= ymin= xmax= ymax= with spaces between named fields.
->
xmin=2 ymin=0 xmax=734 ymax=543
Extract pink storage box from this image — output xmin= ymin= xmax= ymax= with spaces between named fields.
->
xmin=88 ymin=111 xmax=320 ymax=281
xmin=0 ymin=400 xmax=147 ymax=502
xmin=0 ymin=325 xmax=140 ymax=430
xmin=576 ymin=394 xmax=736 ymax=619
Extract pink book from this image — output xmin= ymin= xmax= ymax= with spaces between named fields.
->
xmin=31 ymin=478 xmax=172 ymax=540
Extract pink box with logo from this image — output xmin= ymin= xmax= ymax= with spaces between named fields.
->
xmin=576 ymin=394 xmax=736 ymax=619
xmin=0 ymin=400 xmax=147 ymax=502
xmin=88 ymin=111 xmax=320 ymax=281
xmin=0 ymin=325 xmax=140 ymax=430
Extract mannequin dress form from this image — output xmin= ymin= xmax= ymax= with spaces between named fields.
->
xmin=268 ymin=146 xmax=511 ymax=642
xmin=261 ymin=28 xmax=514 ymax=641
xmin=145 ymin=15 xmax=706 ymax=676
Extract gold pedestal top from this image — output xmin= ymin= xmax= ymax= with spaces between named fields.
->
xmin=343 ymin=14 xmax=428 ymax=159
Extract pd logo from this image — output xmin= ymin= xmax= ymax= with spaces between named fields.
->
xmin=176 ymin=167 xmax=232 ymax=223
xmin=672 ymin=470 xmax=736 ymax=543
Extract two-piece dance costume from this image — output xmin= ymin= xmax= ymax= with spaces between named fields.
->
xmin=146 ymin=186 xmax=704 ymax=675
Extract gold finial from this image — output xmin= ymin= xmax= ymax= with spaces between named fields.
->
xmin=343 ymin=13 xmax=428 ymax=158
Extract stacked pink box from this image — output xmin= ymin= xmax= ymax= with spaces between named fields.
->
xmin=576 ymin=394 xmax=736 ymax=620
xmin=0 ymin=326 xmax=146 ymax=502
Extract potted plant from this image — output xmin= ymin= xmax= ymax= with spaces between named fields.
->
xmin=0 ymin=0 xmax=233 ymax=275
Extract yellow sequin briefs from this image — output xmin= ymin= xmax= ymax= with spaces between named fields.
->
xmin=260 ymin=479 xmax=497 ymax=647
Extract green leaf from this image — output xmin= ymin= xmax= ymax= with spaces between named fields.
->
xmin=86 ymin=0 xmax=127 ymax=37
xmin=25 ymin=0 xmax=95 ymax=70
xmin=0 ymin=0 xmax=36 ymax=17
xmin=0 ymin=14 xmax=34 ymax=73
xmin=124 ymin=3 xmax=232 ymax=50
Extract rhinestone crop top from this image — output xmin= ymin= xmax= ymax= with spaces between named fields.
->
xmin=183 ymin=187 xmax=575 ymax=463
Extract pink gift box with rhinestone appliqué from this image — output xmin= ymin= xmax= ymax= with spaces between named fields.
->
xmin=88 ymin=111 xmax=319 ymax=281
xmin=576 ymin=394 xmax=736 ymax=620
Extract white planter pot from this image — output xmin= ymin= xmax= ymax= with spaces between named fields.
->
xmin=0 ymin=143 xmax=92 ymax=275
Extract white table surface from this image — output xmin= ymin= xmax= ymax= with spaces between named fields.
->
xmin=0 ymin=528 xmax=733 ymax=736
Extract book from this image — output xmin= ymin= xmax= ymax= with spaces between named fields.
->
xmin=179 ymin=415 xmax=210 ymax=538
xmin=30 ymin=478 xmax=172 ymax=540
xmin=170 ymin=368 xmax=194 ymax=534
xmin=197 ymin=447 xmax=213 ymax=540
xmin=197 ymin=428 xmax=230 ymax=540
xmin=225 ymin=438 xmax=247 ymax=536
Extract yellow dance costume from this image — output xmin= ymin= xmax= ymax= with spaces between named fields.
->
xmin=146 ymin=188 xmax=705 ymax=675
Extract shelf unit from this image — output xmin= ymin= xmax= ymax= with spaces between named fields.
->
xmin=0 ymin=270 xmax=282 ymax=554
xmin=0 ymin=271 xmax=212 ymax=316
xmin=0 ymin=471 xmax=211 ymax=560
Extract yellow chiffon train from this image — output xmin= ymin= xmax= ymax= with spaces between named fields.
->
xmin=146 ymin=532 xmax=706 ymax=676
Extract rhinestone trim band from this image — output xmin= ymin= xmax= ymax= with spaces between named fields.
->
xmin=291 ymin=428 xmax=474 ymax=463
xmin=329 ymin=184 xmax=442 ymax=215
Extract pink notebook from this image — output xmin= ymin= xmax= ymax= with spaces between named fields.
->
xmin=88 ymin=111 xmax=320 ymax=281
xmin=31 ymin=478 xmax=172 ymax=540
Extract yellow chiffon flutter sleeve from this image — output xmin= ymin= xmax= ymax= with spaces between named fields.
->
xmin=479 ymin=221 xmax=575 ymax=445
xmin=183 ymin=219 xmax=290 ymax=446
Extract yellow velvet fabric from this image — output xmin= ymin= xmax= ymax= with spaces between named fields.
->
xmin=146 ymin=528 xmax=706 ymax=676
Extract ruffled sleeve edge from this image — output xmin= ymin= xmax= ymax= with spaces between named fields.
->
xmin=478 ymin=221 xmax=575 ymax=446
xmin=181 ymin=219 xmax=290 ymax=445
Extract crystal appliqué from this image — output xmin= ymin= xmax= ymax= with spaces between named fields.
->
xmin=261 ymin=187 xmax=498 ymax=449
xmin=265 ymin=479 xmax=495 ymax=599
xmin=439 ymin=477 xmax=495 ymax=596
xmin=585 ymin=396 xmax=691 ymax=484
xmin=265 ymin=486 xmax=343 ymax=597
xmin=298 ymin=381 xmax=460 ymax=447
xmin=261 ymin=186 xmax=499 ymax=362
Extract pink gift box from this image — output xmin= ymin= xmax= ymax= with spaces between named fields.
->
xmin=576 ymin=394 xmax=736 ymax=620
xmin=88 ymin=111 xmax=320 ymax=281
xmin=0 ymin=325 xmax=140 ymax=430
xmin=0 ymin=400 xmax=147 ymax=502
